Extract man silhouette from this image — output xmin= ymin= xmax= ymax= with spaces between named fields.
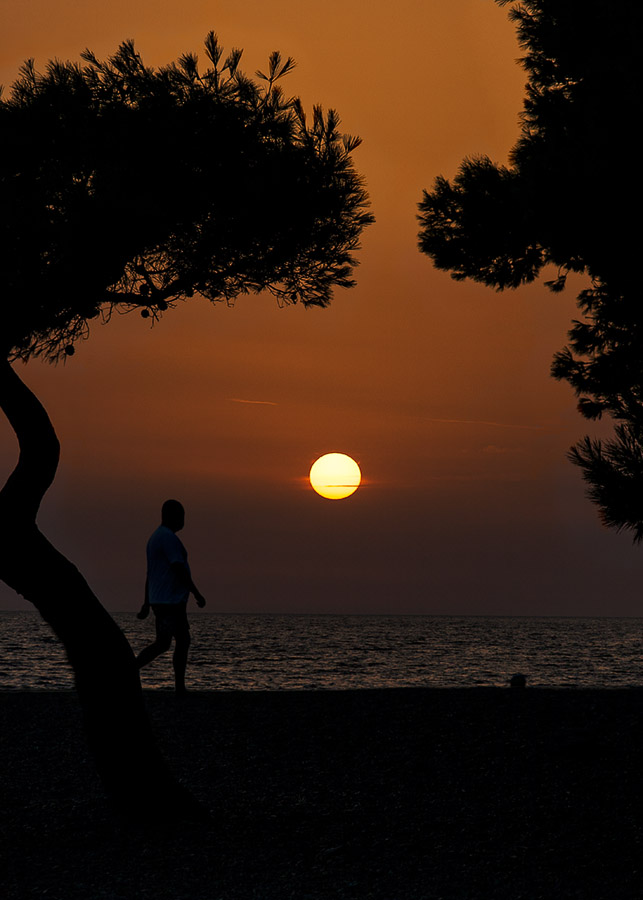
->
xmin=136 ymin=499 xmax=205 ymax=694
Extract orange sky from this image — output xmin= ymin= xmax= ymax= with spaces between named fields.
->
xmin=1 ymin=0 xmax=639 ymax=614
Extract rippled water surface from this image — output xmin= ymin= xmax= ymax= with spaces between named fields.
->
xmin=2 ymin=612 xmax=643 ymax=690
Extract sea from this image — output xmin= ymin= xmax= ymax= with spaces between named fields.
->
xmin=2 ymin=611 xmax=643 ymax=691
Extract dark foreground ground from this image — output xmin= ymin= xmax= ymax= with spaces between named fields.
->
xmin=1 ymin=688 xmax=643 ymax=899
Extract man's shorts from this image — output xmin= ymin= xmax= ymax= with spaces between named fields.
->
xmin=151 ymin=603 xmax=190 ymax=643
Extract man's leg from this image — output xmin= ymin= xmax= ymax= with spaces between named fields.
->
xmin=136 ymin=637 xmax=171 ymax=669
xmin=172 ymin=606 xmax=191 ymax=694
xmin=136 ymin=606 xmax=172 ymax=669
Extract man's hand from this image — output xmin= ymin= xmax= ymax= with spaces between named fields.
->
xmin=195 ymin=592 xmax=206 ymax=609
xmin=137 ymin=602 xmax=150 ymax=620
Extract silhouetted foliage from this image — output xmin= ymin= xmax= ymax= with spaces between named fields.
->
xmin=0 ymin=33 xmax=373 ymax=361
xmin=418 ymin=0 xmax=643 ymax=537
xmin=0 ymin=34 xmax=372 ymax=818
xmin=569 ymin=427 xmax=643 ymax=539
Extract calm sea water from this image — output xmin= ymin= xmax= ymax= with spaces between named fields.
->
xmin=2 ymin=612 xmax=643 ymax=691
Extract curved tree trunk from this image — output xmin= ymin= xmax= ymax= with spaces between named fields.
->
xmin=0 ymin=360 xmax=206 ymax=821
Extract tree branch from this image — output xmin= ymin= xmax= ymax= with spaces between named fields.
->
xmin=0 ymin=360 xmax=59 ymax=523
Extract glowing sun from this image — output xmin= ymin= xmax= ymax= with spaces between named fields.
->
xmin=309 ymin=453 xmax=361 ymax=500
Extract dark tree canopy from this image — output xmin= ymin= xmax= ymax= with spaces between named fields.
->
xmin=418 ymin=0 xmax=643 ymax=538
xmin=0 ymin=33 xmax=373 ymax=362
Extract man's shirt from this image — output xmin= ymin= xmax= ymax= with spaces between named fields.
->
xmin=146 ymin=525 xmax=190 ymax=605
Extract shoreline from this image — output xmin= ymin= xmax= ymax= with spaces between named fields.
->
xmin=3 ymin=688 xmax=642 ymax=898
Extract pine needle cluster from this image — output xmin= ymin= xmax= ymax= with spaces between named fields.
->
xmin=0 ymin=33 xmax=373 ymax=362
xmin=418 ymin=0 xmax=643 ymax=537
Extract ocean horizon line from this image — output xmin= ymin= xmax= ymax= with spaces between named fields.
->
xmin=3 ymin=608 xmax=643 ymax=620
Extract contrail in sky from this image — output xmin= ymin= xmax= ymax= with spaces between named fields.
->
xmin=426 ymin=417 xmax=543 ymax=431
xmin=228 ymin=397 xmax=278 ymax=406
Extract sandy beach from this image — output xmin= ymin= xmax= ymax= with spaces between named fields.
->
xmin=2 ymin=688 xmax=642 ymax=899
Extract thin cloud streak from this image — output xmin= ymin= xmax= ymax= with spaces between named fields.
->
xmin=228 ymin=398 xmax=278 ymax=406
xmin=426 ymin=417 xmax=544 ymax=431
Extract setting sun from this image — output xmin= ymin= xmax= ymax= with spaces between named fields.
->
xmin=309 ymin=453 xmax=361 ymax=500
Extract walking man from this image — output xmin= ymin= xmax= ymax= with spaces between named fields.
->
xmin=136 ymin=499 xmax=206 ymax=694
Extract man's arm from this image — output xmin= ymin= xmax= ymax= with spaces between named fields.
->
xmin=137 ymin=577 xmax=150 ymax=619
xmin=171 ymin=562 xmax=206 ymax=607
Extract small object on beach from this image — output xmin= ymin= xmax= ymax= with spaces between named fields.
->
xmin=509 ymin=673 xmax=527 ymax=689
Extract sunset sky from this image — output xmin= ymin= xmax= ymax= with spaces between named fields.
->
xmin=1 ymin=0 xmax=639 ymax=615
